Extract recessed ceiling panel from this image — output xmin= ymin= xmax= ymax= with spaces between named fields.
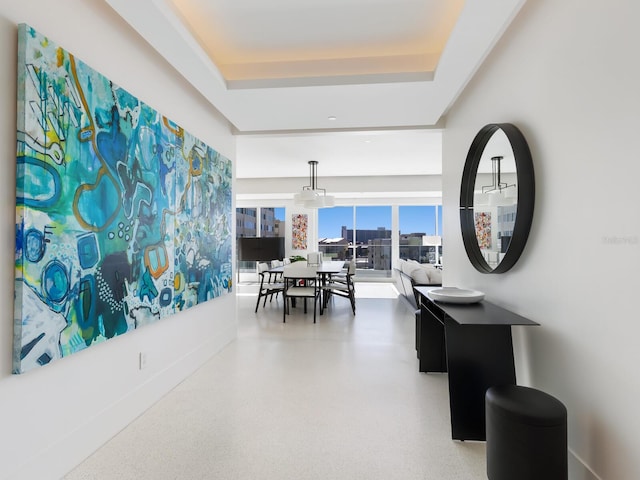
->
xmin=171 ymin=0 xmax=464 ymax=82
xmin=106 ymin=0 xmax=528 ymax=132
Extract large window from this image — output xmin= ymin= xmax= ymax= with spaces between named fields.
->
xmin=318 ymin=206 xmax=353 ymax=261
xmin=318 ymin=205 xmax=392 ymax=277
xmin=399 ymin=205 xmax=442 ymax=264
xmin=356 ymin=206 xmax=391 ymax=272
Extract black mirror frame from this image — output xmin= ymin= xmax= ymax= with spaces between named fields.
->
xmin=460 ymin=123 xmax=535 ymax=274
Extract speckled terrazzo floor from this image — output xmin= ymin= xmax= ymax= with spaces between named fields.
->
xmin=64 ymin=283 xmax=486 ymax=480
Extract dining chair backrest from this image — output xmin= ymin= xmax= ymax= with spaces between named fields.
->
xmin=255 ymin=262 xmax=284 ymax=312
xmin=282 ymin=267 xmax=322 ymax=323
xmin=307 ymin=251 xmax=323 ymax=266
xmin=347 ymin=260 xmax=356 ymax=275
xmin=283 ymin=258 xmax=291 ymax=265
xmin=321 ymin=260 xmax=356 ymax=315
xmin=283 ymin=265 xmax=317 ymax=279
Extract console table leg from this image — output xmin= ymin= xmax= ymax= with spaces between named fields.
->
xmin=444 ymin=318 xmax=516 ymax=441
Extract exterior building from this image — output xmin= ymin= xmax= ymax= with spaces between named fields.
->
xmin=318 ymin=237 xmax=350 ymax=260
xmin=399 ymin=232 xmax=441 ymax=264
xmin=341 ymin=226 xmax=391 ymax=245
xmin=368 ymin=237 xmax=392 ymax=270
xmin=236 ymin=207 xmax=280 ymax=238
xmin=260 ymin=208 xmax=277 ymax=237
xmin=338 ymin=226 xmax=392 ymax=270
xmin=236 ymin=208 xmax=257 ymax=237
xmin=273 ymin=219 xmax=283 ymax=238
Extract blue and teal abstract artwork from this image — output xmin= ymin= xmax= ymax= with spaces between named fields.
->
xmin=14 ymin=24 xmax=233 ymax=374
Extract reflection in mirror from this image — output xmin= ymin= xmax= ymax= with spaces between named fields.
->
xmin=459 ymin=123 xmax=534 ymax=274
xmin=472 ymin=129 xmax=517 ymax=268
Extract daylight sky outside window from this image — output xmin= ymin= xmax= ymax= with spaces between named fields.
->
xmin=399 ymin=206 xmax=439 ymax=235
xmin=320 ymin=205 xmax=442 ymax=238
xmin=355 ymin=206 xmax=391 ymax=232
xmin=318 ymin=206 xmax=353 ymax=239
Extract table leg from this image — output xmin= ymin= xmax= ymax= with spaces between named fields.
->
xmin=444 ymin=318 xmax=516 ymax=441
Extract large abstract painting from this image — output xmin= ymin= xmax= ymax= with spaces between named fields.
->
xmin=14 ymin=24 xmax=233 ymax=374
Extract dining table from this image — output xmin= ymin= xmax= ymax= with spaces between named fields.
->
xmin=269 ymin=260 xmax=346 ymax=278
xmin=313 ymin=260 xmax=347 ymax=279
xmin=272 ymin=261 xmax=346 ymax=314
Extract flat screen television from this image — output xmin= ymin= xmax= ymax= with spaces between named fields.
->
xmin=238 ymin=237 xmax=285 ymax=262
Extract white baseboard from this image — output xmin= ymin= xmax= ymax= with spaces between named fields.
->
xmin=569 ymin=449 xmax=603 ymax=480
xmin=8 ymin=324 xmax=236 ymax=480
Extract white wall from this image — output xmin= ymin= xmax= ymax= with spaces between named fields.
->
xmin=442 ymin=1 xmax=640 ymax=479
xmin=236 ymin=174 xmax=442 ymax=200
xmin=0 ymin=2 xmax=236 ymax=479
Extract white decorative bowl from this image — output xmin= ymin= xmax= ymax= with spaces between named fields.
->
xmin=427 ymin=287 xmax=485 ymax=304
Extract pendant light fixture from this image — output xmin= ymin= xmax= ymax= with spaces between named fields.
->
xmin=293 ymin=160 xmax=335 ymax=208
xmin=481 ymin=156 xmax=516 ymax=194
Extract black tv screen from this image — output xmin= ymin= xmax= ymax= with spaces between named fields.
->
xmin=238 ymin=237 xmax=285 ymax=261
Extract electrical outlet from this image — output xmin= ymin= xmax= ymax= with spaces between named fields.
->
xmin=139 ymin=352 xmax=147 ymax=370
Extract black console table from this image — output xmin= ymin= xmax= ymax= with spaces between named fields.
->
xmin=414 ymin=286 xmax=539 ymax=441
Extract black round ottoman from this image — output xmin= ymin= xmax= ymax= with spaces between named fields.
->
xmin=486 ymin=385 xmax=567 ymax=480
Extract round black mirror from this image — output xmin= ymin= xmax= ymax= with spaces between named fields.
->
xmin=460 ymin=123 xmax=535 ymax=273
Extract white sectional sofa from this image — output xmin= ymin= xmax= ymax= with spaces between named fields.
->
xmin=394 ymin=259 xmax=443 ymax=309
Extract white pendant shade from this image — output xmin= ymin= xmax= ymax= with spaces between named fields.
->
xmin=300 ymin=189 xmax=317 ymax=201
xmin=303 ymin=193 xmax=335 ymax=208
xmin=294 ymin=161 xmax=335 ymax=208
xmin=321 ymin=195 xmax=335 ymax=207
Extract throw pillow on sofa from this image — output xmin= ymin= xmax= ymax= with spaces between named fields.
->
xmin=401 ymin=259 xmax=417 ymax=275
xmin=427 ymin=268 xmax=442 ymax=285
xmin=410 ymin=268 xmax=431 ymax=285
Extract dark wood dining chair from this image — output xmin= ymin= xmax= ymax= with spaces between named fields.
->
xmin=321 ymin=261 xmax=356 ymax=314
xmin=283 ymin=268 xmax=321 ymax=323
xmin=255 ymin=262 xmax=284 ymax=312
